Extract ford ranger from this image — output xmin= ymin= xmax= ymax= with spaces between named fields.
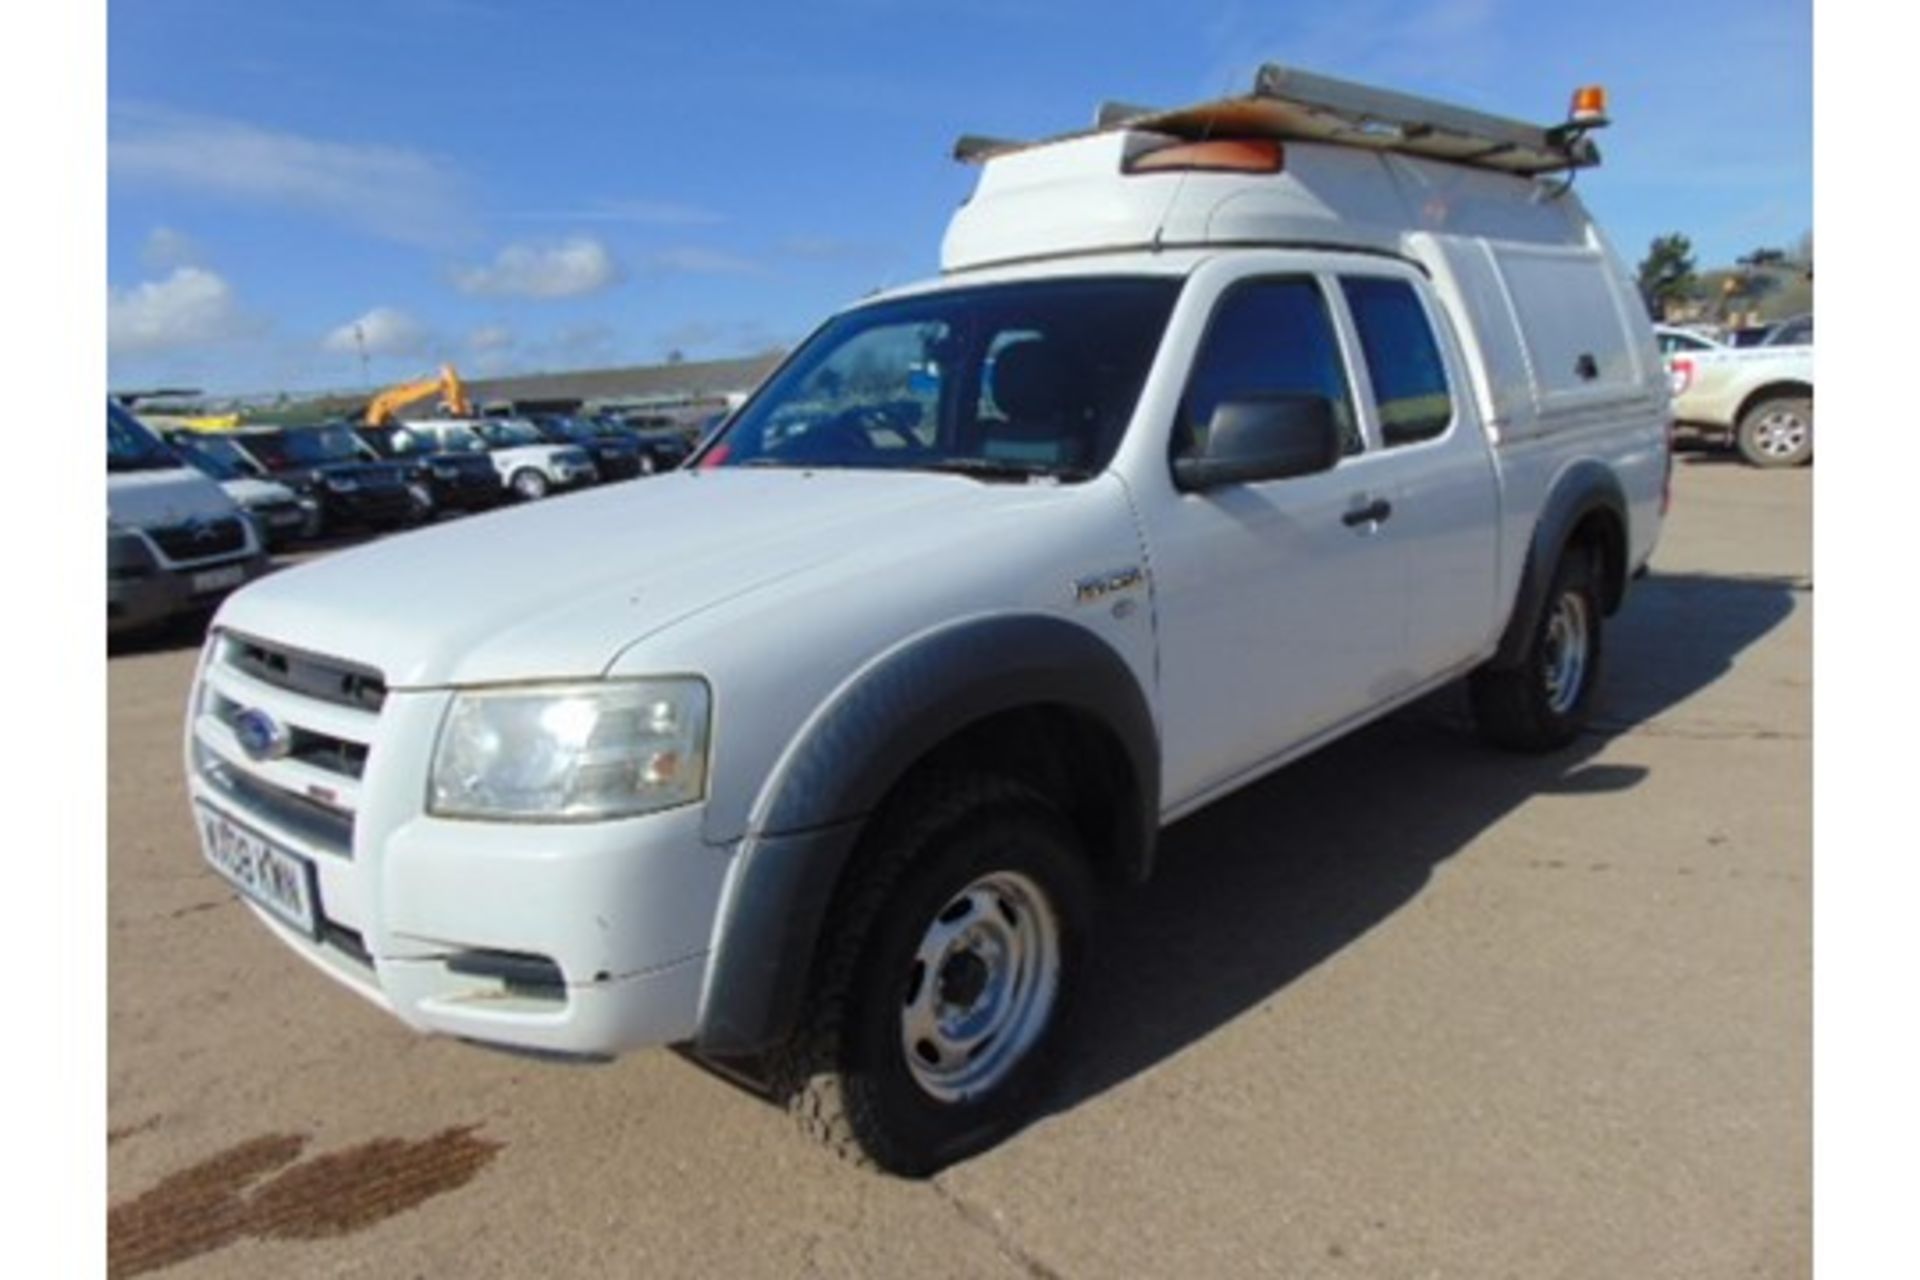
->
xmin=184 ymin=66 xmax=1668 ymax=1175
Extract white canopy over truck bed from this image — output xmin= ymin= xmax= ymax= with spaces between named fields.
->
xmin=943 ymin=64 xmax=1657 ymax=448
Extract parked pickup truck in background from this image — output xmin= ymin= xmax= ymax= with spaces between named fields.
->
xmin=1655 ymin=323 xmax=1814 ymax=467
xmin=184 ymin=66 xmax=1668 ymax=1176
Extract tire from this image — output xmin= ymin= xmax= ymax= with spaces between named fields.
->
xmin=510 ymin=468 xmax=549 ymax=501
xmin=1735 ymin=396 xmax=1813 ymax=468
xmin=1470 ymin=548 xmax=1604 ymax=752
xmin=769 ymin=772 xmax=1093 ymax=1176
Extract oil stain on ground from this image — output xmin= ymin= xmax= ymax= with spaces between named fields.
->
xmin=107 ymin=1126 xmax=501 ymax=1278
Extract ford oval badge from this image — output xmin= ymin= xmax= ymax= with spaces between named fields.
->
xmin=233 ymin=707 xmax=291 ymax=761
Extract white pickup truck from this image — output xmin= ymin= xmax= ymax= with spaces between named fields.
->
xmin=1655 ymin=324 xmax=1814 ymax=467
xmin=184 ymin=67 xmax=1668 ymax=1175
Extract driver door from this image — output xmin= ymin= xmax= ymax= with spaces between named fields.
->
xmin=1139 ymin=270 xmax=1410 ymax=810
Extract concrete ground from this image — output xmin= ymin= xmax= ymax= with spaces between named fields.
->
xmin=107 ymin=453 xmax=1810 ymax=1279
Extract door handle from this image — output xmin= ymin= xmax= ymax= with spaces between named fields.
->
xmin=1342 ymin=498 xmax=1393 ymax=528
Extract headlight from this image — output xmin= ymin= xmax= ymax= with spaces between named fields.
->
xmin=107 ymin=526 xmax=156 ymax=579
xmin=429 ymin=679 xmax=711 ymax=821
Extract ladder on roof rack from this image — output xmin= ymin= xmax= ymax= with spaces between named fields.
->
xmin=954 ymin=63 xmax=1606 ymax=178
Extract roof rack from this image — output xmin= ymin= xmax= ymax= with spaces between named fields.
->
xmin=954 ymin=63 xmax=1607 ymax=178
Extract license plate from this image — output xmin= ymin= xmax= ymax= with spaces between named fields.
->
xmin=192 ymin=565 xmax=246 ymax=593
xmin=196 ymin=804 xmax=319 ymax=935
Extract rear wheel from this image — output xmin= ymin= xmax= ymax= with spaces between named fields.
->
xmin=770 ymin=773 xmax=1092 ymax=1176
xmin=1735 ymin=396 xmax=1813 ymax=468
xmin=510 ymin=468 xmax=549 ymax=501
xmin=1470 ymin=549 xmax=1604 ymax=751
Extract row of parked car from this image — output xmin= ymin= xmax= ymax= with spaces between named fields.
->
xmin=161 ymin=411 xmax=698 ymax=548
xmin=108 ymin=401 xmax=703 ymax=638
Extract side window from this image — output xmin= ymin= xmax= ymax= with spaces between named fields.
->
xmin=1341 ymin=277 xmax=1454 ymax=446
xmin=1178 ymin=278 xmax=1360 ymax=460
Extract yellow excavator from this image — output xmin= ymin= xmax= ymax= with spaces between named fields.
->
xmin=363 ymin=364 xmax=472 ymax=426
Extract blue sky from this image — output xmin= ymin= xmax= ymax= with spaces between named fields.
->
xmin=107 ymin=0 xmax=1811 ymax=395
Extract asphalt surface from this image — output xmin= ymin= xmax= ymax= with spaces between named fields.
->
xmin=107 ymin=453 xmax=1810 ymax=1279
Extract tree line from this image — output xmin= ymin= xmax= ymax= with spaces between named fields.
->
xmin=1636 ymin=230 xmax=1812 ymax=321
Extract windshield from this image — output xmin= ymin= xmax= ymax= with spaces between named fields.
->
xmin=534 ymin=415 xmax=597 ymax=442
xmin=107 ymin=403 xmax=181 ymax=473
xmin=246 ymin=425 xmax=367 ymax=468
xmin=168 ymin=435 xmax=246 ymax=480
xmin=366 ymin=427 xmax=434 ymax=457
xmin=701 ymin=277 xmax=1181 ymax=480
xmin=474 ymin=419 xmax=548 ymax=448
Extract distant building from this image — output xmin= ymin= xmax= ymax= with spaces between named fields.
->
xmin=464 ymin=351 xmax=786 ymax=419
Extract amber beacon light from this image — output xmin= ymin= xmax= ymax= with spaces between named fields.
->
xmin=1569 ymin=85 xmax=1610 ymax=126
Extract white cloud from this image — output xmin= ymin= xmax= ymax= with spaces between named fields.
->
xmin=110 ymin=104 xmax=471 ymax=246
xmin=140 ymin=226 xmax=203 ymax=270
xmin=108 ymin=267 xmax=256 ymax=354
xmin=452 ymin=236 xmax=623 ymax=298
xmin=646 ymin=246 xmax=758 ymax=275
xmin=323 ymin=306 xmax=430 ymax=359
xmin=468 ymin=324 xmax=516 ymax=352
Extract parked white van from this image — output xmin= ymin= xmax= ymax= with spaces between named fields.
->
xmin=108 ymin=400 xmax=269 ymax=636
xmin=186 ymin=67 xmax=1668 ymax=1174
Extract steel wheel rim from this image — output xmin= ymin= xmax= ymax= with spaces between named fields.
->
xmin=1753 ymin=409 xmax=1809 ymax=457
xmin=900 ymin=870 xmax=1060 ymax=1103
xmin=1542 ymin=590 xmax=1590 ymax=716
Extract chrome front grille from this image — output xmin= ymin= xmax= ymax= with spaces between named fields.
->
xmin=226 ymin=636 xmax=387 ymax=712
xmin=192 ymin=632 xmax=384 ymax=863
xmin=149 ymin=515 xmax=247 ymax=561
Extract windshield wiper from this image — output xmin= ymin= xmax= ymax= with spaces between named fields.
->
xmin=916 ymin=457 xmax=1090 ymax=483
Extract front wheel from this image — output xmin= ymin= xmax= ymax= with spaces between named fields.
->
xmin=1735 ymin=396 xmax=1813 ymax=468
xmin=1470 ymin=549 xmax=1604 ymax=751
xmin=771 ymin=773 xmax=1092 ymax=1176
xmin=510 ymin=468 xmax=550 ymax=501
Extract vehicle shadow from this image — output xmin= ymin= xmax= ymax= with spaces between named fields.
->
xmin=690 ymin=570 xmax=1802 ymax=1138
xmin=107 ymin=610 xmax=216 ymax=658
xmin=1053 ymin=568 xmax=1802 ymax=1110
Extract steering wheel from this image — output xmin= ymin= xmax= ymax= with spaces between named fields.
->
xmin=777 ymin=402 xmax=933 ymax=460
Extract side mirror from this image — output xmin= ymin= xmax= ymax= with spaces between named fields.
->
xmin=1172 ymin=395 xmax=1342 ymax=491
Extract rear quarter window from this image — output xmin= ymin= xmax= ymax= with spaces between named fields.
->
xmin=1341 ymin=278 xmax=1453 ymax=445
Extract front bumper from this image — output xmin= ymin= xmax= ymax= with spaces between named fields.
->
xmin=594 ymin=453 xmax=644 ymax=482
xmin=244 ymin=501 xmax=315 ymax=547
xmin=426 ymin=472 xmax=503 ymax=510
xmin=321 ymin=486 xmax=417 ymax=528
xmin=110 ymin=552 xmax=271 ymax=635
xmin=185 ymin=655 xmax=736 ymax=1056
